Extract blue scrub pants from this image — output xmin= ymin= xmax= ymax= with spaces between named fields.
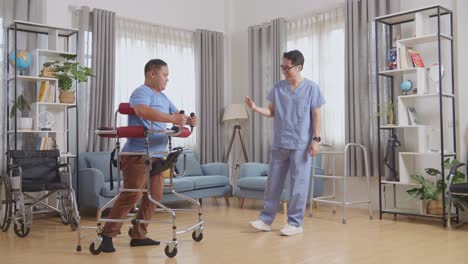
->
xmin=259 ymin=147 xmax=312 ymax=227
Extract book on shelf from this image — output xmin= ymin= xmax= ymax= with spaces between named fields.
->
xmin=397 ymin=45 xmax=414 ymax=69
xmin=36 ymin=136 xmax=56 ymax=150
xmin=408 ymin=48 xmax=425 ymax=68
xmin=37 ymin=81 xmax=56 ymax=103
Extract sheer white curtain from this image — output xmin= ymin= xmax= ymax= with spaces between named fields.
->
xmin=115 ymin=17 xmax=197 ymax=149
xmin=287 ymin=7 xmax=345 ymax=149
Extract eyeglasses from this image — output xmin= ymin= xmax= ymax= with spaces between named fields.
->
xmin=280 ymin=64 xmax=298 ymax=71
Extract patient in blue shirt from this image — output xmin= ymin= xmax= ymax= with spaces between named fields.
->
xmin=100 ymin=59 xmax=197 ymax=253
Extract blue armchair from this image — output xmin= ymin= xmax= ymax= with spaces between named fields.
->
xmin=78 ymin=151 xmax=232 ymax=211
xmin=236 ymin=154 xmax=324 ymax=208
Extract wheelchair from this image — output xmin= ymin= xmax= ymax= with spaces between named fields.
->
xmin=76 ymin=103 xmax=202 ymax=258
xmin=0 ymin=149 xmax=80 ymax=237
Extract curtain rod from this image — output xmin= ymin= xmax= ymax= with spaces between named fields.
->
xmin=287 ymin=3 xmax=346 ymax=21
xmin=116 ymin=15 xmax=196 ymax=34
xmin=69 ymin=5 xmax=196 ymax=34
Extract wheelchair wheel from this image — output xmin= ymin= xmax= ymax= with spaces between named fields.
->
xmin=13 ymin=220 xmax=30 ymax=238
xmin=0 ymin=176 xmax=12 ymax=232
xmin=69 ymin=212 xmax=79 ymax=231
xmin=58 ymin=191 xmax=70 ymax=225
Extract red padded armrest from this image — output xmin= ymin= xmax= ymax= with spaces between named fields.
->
xmin=118 ymin=103 xmax=136 ymax=115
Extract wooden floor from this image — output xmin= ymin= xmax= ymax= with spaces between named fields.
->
xmin=1 ymin=198 xmax=468 ymax=264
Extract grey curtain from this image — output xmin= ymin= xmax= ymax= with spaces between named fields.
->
xmin=86 ymin=8 xmax=116 ymax=152
xmin=345 ymin=0 xmax=399 ymax=176
xmin=195 ymin=29 xmax=224 ymax=164
xmin=0 ymin=0 xmax=44 ymax=173
xmin=248 ymin=18 xmax=286 ymax=163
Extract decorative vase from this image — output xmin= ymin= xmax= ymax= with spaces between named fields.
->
xmin=17 ymin=117 xmax=33 ymax=131
xmin=59 ymin=90 xmax=75 ymax=104
xmin=426 ymin=199 xmax=443 ymax=215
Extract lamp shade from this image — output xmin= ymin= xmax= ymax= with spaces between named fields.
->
xmin=223 ymin=103 xmax=248 ymax=122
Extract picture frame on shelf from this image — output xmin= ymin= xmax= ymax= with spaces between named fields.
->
xmin=407 ymin=107 xmax=420 ymax=125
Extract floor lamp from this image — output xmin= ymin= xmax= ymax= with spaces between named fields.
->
xmin=223 ymin=104 xmax=249 ymax=164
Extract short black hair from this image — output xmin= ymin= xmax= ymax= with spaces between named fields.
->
xmin=283 ymin=50 xmax=304 ymax=70
xmin=144 ymin=59 xmax=167 ymax=75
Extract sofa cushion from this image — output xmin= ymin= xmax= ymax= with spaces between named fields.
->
xmin=175 ymin=151 xmax=203 ymax=176
xmin=100 ymin=181 xmax=124 ymax=197
xmin=163 ymin=178 xmax=195 ymax=194
xmin=238 ymin=177 xmax=267 ymax=191
xmin=81 ymin=152 xmax=118 ymax=182
xmin=100 ymin=179 xmax=195 ymax=197
xmin=182 ymin=175 xmax=229 ymax=189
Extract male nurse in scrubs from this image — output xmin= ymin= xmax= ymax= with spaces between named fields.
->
xmin=245 ymin=50 xmax=325 ymax=236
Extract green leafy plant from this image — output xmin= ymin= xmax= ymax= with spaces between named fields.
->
xmin=9 ymin=94 xmax=31 ymax=119
xmin=43 ymin=54 xmax=94 ymax=91
xmin=376 ymin=100 xmax=394 ymax=125
xmin=407 ymin=159 xmax=468 ymax=210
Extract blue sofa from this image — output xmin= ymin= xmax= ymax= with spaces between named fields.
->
xmin=77 ymin=151 xmax=232 ymax=211
xmin=236 ymin=154 xmax=324 ymax=208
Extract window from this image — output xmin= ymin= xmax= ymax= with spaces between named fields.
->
xmin=287 ymin=7 xmax=345 ymax=148
xmin=115 ymin=17 xmax=196 ymax=148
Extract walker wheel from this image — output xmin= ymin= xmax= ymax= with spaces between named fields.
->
xmin=164 ymin=245 xmax=178 ymax=258
xmin=192 ymin=230 xmax=203 ymax=242
xmin=89 ymin=242 xmax=102 ymax=255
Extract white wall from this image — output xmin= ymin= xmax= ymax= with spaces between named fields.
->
xmin=226 ymin=0 xmax=345 ymax=104
xmin=45 ymin=0 xmax=227 ymax=32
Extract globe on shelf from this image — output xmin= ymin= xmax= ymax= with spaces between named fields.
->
xmin=9 ymin=50 xmax=32 ymax=71
xmin=400 ymin=80 xmax=413 ymax=95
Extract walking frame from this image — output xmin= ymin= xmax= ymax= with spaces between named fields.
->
xmin=75 ymin=103 xmax=203 ymax=258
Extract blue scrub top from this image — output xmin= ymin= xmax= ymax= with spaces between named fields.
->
xmin=122 ymin=85 xmax=177 ymax=157
xmin=266 ymin=79 xmax=326 ymax=151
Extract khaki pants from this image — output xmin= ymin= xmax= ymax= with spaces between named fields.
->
xmin=102 ymin=155 xmax=165 ymax=239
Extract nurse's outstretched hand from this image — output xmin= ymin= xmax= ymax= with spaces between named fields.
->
xmin=245 ymin=96 xmax=256 ymax=110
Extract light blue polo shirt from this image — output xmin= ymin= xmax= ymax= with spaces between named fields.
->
xmin=266 ymin=79 xmax=326 ymax=151
xmin=122 ymin=85 xmax=177 ymax=157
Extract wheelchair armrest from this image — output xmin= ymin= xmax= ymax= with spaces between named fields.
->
xmin=58 ymin=163 xmax=69 ymax=169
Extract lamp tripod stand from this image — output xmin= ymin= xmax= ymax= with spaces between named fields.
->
xmin=224 ymin=124 xmax=248 ymax=164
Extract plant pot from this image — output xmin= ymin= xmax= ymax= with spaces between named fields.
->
xmin=426 ymin=199 xmax=444 ymax=215
xmin=17 ymin=117 xmax=33 ymax=131
xmin=59 ymin=90 xmax=75 ymax=104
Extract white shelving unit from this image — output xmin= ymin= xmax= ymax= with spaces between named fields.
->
xmin=375 ymin=6 xmax=456 ymax=225
xmin=6 ymin=21 xmax=81 ymax=203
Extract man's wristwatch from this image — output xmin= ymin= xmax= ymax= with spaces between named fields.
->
xmin=313 ymin=136 xmax=321 ymax=143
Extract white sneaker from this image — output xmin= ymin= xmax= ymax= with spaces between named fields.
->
xmin=249 ymin=219 xmax=272 ymax=232
xmin=280 ymin=224 xmax=303 ymax=236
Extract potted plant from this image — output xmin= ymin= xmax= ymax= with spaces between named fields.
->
xmin=43 ymin=54 xmax=94 ymax=103
xmin=10 ymin=94 xmax=32 ymax=130
xmin=376 ymin=100 xmax=395 ymax=126
xmin=407 ymin=159 xmax=468 ymax=215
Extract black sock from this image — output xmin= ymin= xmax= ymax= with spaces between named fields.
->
xmin=130 ymin=238 xmax=161 ymax=247
xmin=101 ymin=236 xmax=116 ymax=253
